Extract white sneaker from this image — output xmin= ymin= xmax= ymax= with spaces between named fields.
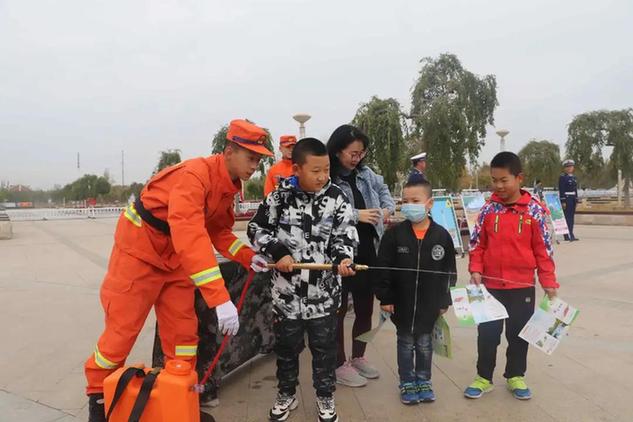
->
xmin=269 ymin=392 xmax=298 ymax=421
xmin=316 ymin=396 xmax=339 ymax=422
xmin=335 ymin=361 xmax=368 ymax=387
xmin=350 ymin=357 xmax=380 ymax=379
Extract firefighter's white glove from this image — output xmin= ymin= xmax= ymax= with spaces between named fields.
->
xmin=216 ymin=300 xmax=239 ymax=336
xmin=250 ymin=254 xmax=270 ymax=273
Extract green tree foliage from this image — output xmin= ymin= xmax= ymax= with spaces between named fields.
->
xmin=2 ymin=180 xmax=142 ymax=206
xmin=410 ymin=53 xmax=498 ymax=190
xmin=211 ymin=124 xmax=230 ymax=155
xmin=155 ymin=150 xmax=182 ymax=174
xmin=352 ymin=96 xmax=407 ymax=191
xmin=210 ymin=121 xmax=275 ymax=176
xmin=60 ymin=174 xmax=111 ymax=200
xmin=129 ymin=182 xmax=144 ymax=199
xmin=101 ymin=182 xmax=145 ymax=204
xmin=567 ymin=109 xmax=633 ymax=205
xmin=518 ymin=140 xmax=561 ymax=187
xmin=0 ymin=187 xmax=52 ymax=205
xmin=244 ymin=177 xmax=264 ymax=200
xmin=475 ymin=163 xmax=492 ymax=191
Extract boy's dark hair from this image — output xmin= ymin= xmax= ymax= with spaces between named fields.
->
xmin=490 ymin=151 xmax=523 ymax=176
xmin=292 ymin=137 xmax=328 ymax=165
xmin=327 ymin=124 xmax=369 ymax=178
xmin=403 ymin=178 xmax=432 ymax=197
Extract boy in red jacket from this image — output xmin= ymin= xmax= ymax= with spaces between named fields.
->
xmin=464 ymin=152 xmax=559 ymax=401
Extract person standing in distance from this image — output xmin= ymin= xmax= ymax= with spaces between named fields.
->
xmin=559 ymin=159 xmax=579 ymax=241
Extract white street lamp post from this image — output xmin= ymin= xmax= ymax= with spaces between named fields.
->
xmin=496 ymin=129 xmax=509 ymax=152
xmin=293 ymin=113 xmax=311 ymax=138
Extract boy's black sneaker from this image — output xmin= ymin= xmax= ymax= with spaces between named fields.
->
xmin=88 ymin=393 xmax=106 ymax=422
xmin=269 ymin=392 xmax=298 ymax=421
xmin=316 ymin=396 xmax=338 ymax=422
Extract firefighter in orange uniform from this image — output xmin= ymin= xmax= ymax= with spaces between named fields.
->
xmin=85 ymin=119 xmax=273 ymax=422
xmin=263 ymin=135 xmax=297 ymax=196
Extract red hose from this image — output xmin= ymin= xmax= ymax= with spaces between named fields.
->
xmin=196 ymin=270 xmax=257 ymax=390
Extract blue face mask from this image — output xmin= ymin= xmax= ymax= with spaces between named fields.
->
xmin=401 ymin=203 xmax=429 ymax=223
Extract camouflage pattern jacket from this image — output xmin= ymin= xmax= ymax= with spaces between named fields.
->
xmin=247 ymin=177 xmax=358 ymax=320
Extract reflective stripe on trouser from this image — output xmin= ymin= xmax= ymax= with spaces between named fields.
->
xmin=175 ymin=344 xmax=198 ymax=357
xmin=93 ymin=346 xmax=119 ymax=369
xmin=85 ymin=245 xmax=198 ymax=395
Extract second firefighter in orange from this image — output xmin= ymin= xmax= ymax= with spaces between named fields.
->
xmin=263 ymin=135 xmax=297 ymax=196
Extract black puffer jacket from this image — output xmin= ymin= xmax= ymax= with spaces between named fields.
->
xmin=375 ymin=219 xmax=457 ymax=334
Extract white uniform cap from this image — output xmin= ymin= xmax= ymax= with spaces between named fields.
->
xmin=410 ymin=152 xmax=427 ymax=161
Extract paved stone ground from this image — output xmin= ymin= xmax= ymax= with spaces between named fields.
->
xmin=1 ymin=219 xmax=632 ymax=422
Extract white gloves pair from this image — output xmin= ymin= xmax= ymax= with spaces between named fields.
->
xmin=216 ymin=255 xmax=270 ymax=336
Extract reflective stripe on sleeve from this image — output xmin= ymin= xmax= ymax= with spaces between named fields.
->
xmin=124 ymin=202 xmax=142 ymax=227
xmin=190 ymin=266 xmax=222 ymax=287
xmin=228 ymin=239 xmax=245 ymax=256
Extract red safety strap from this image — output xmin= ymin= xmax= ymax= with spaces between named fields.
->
xmin=196 ymin=270 xmax=257 ymax=390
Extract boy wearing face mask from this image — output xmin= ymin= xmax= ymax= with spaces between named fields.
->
xmin=374 ymin=179 xmax=457 ymax=405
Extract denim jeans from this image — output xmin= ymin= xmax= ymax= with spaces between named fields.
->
xmin=397 ymin=331 xmax=432 ymax=384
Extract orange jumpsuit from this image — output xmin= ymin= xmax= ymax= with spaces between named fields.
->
xmin=263 ymin=159 xmax=294 ymax=196
xmin=85 ymin=154 xmax=255 ymax=394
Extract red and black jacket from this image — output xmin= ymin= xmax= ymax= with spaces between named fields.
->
xmin=468 ymin=190 xmax=559 ymax=290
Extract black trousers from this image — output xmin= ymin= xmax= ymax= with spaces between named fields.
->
xmin=274 ymin=314 xmax=337 ymax=397
xmin=336 ymin=232 xmax=376 ymax=367
xmin=336 ymin=274 xmax=374 ymax=367
xmin=563 ymin=196 xmax=577 ymax=239
xmin=477 ymin=287 xmax=535 ymax=381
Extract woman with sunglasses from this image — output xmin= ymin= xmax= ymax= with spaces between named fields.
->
xmin=327 ymin=124 xmax=396 ymax=387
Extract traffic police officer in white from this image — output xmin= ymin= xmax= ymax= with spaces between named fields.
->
xmin=559 ymin=159 xmax=579 ymax=241
xmin=408 ymin=152 xmax=428 ymax=183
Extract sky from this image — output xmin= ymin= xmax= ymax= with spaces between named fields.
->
xmin=1 ymin=0 xmax=632 ymax=189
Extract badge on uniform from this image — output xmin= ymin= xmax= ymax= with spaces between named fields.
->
xmin=431 ymin=245 xmax=445 ymax=261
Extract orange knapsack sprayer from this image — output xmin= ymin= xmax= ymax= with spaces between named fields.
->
xmin=103 ymin=271 xmax=257 ymax=422
xmin=103 ymin=359 xmax=199 ymax=422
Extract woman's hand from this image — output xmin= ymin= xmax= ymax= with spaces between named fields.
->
xmin=358 ymin=209 xmax=382 ymax=225
xmin=382 ymin=208 xmax=392 ymax=222
xmin=381 ymin=304 xmax=394 ymax=313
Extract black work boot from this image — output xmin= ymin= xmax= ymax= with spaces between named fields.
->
xmin=88 ymin=393 xmax=106 ymax=422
